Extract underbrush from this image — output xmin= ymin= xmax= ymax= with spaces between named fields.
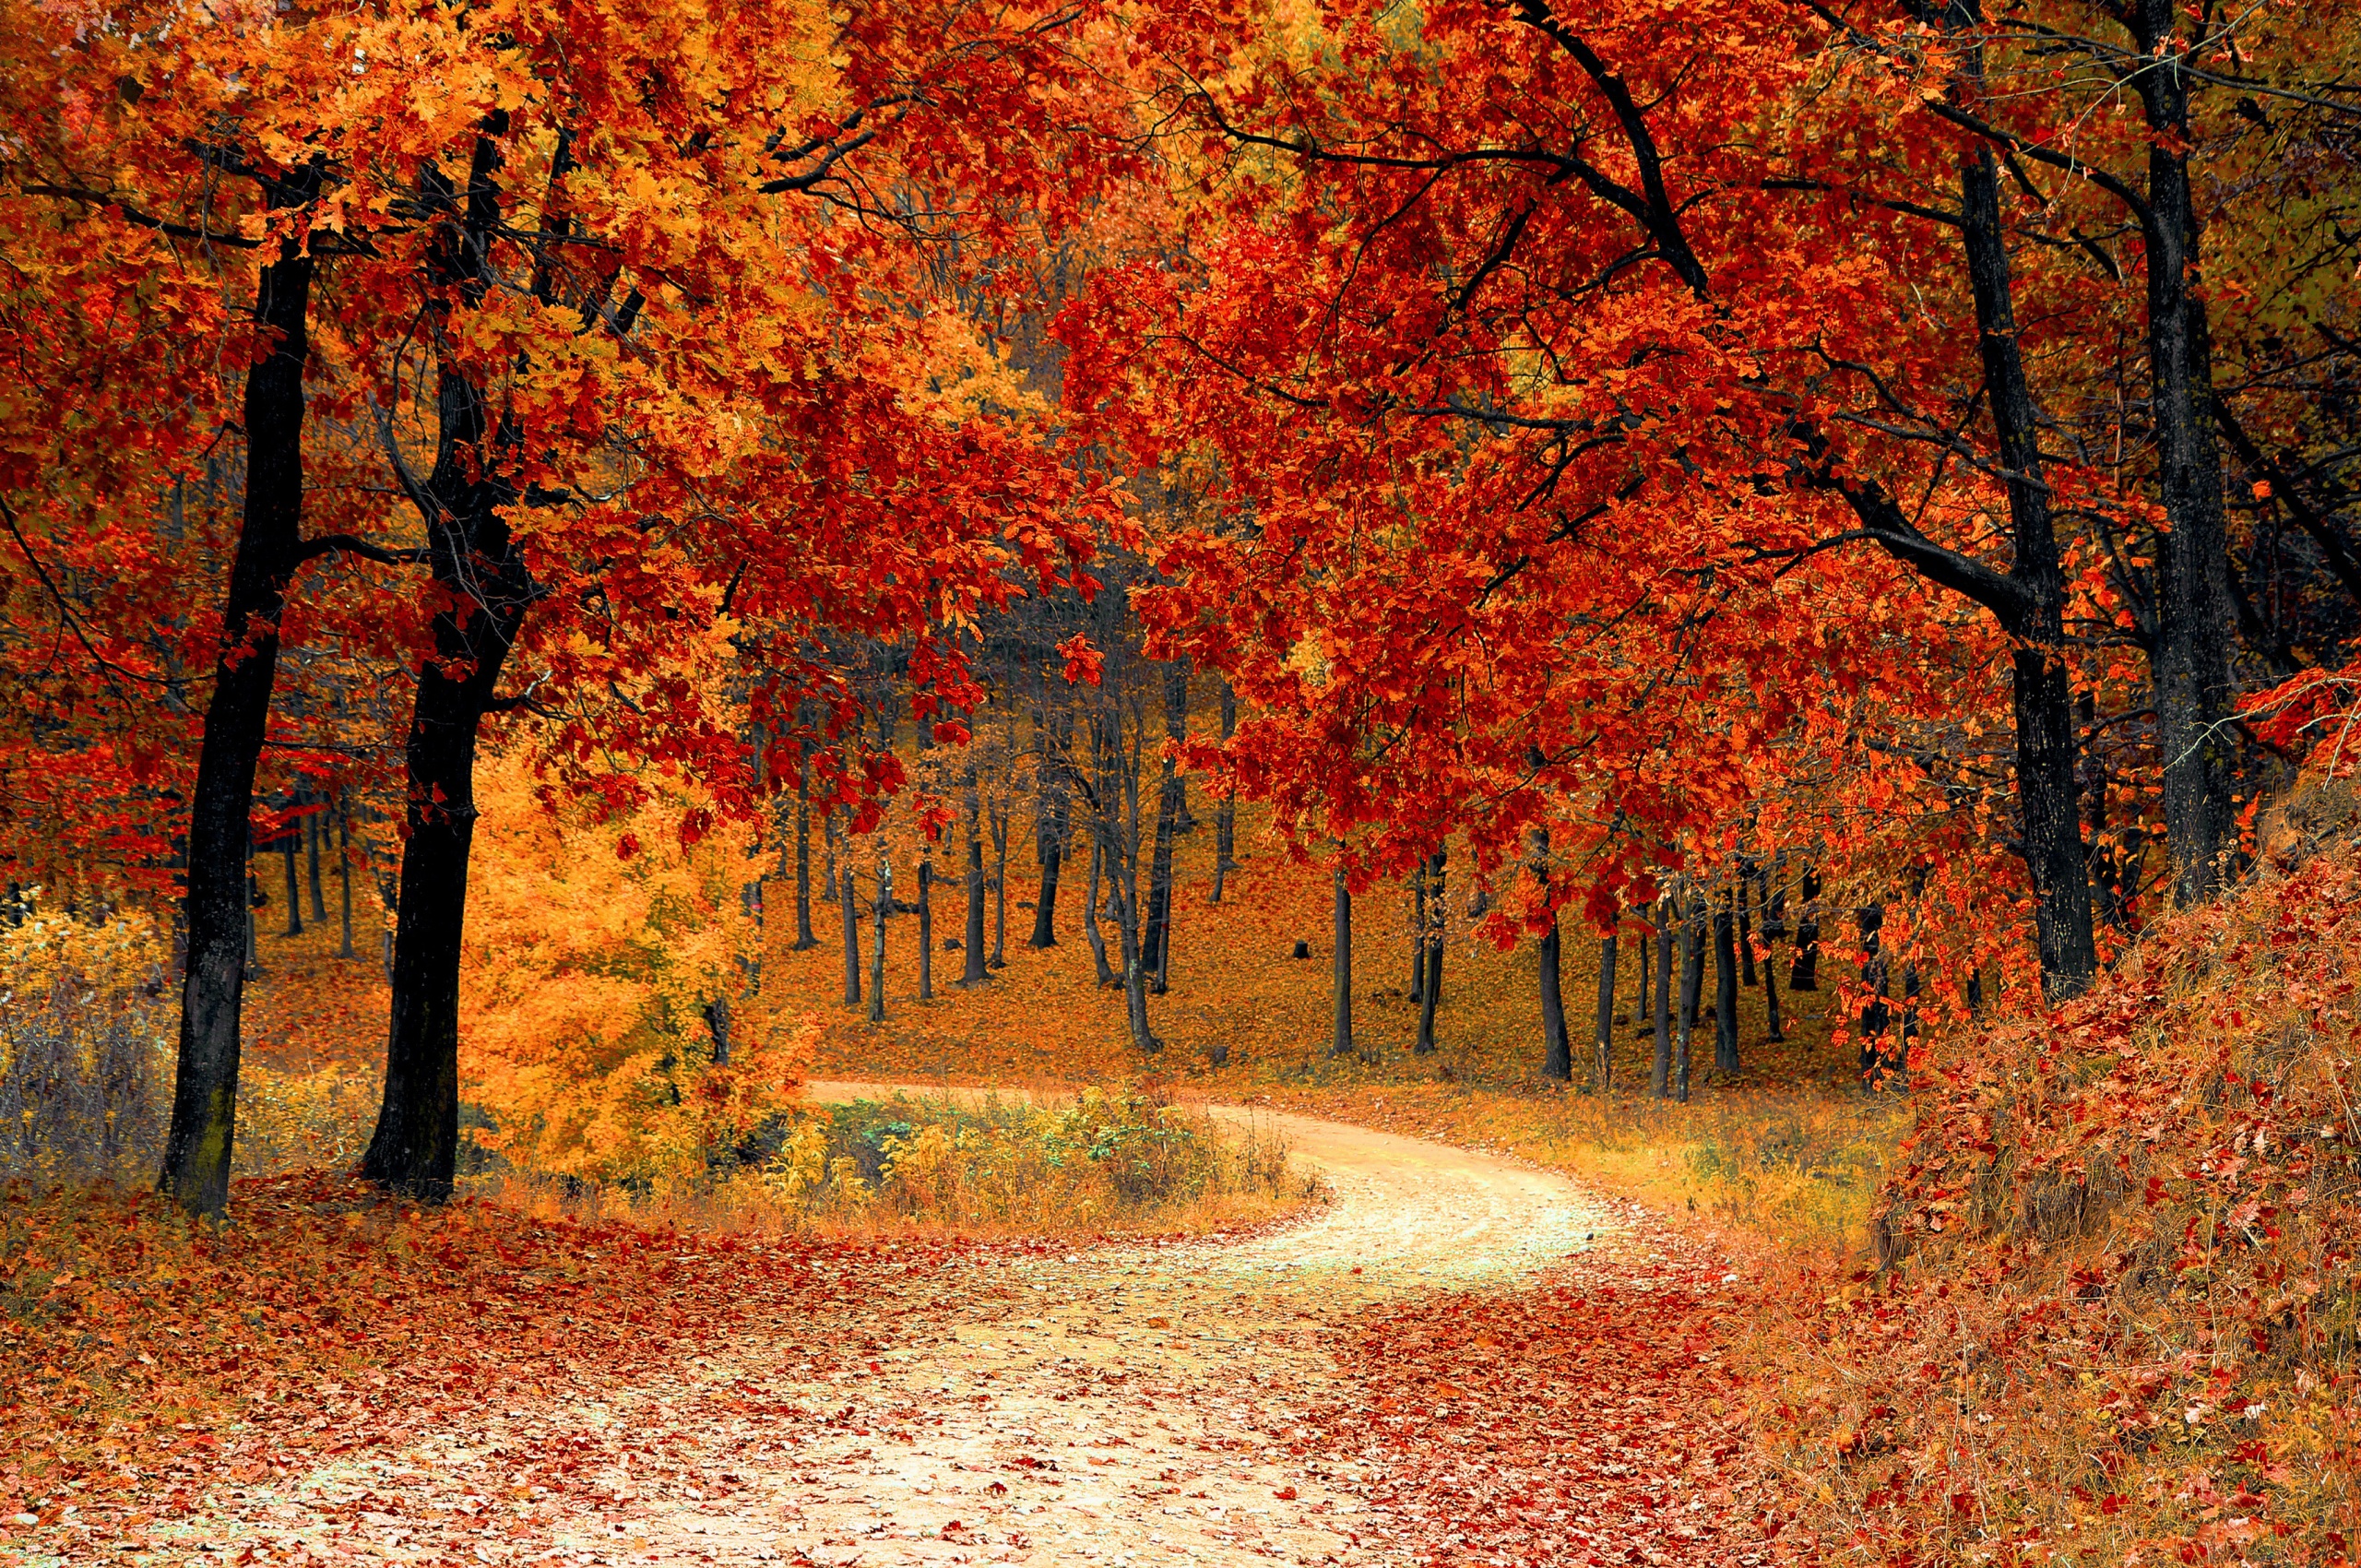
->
xmin=477 ymin=1085 xmax=1318 ymax=1238
xmin=1760 ymin=790 xmax=2361 ymax=1564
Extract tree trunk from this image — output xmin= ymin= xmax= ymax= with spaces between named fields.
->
xmin=841 ymin=850 xmax=861 ymax=1006
xmin=1953 ymin=115 xmax=2101 ymax=993
xmin=1762 ymin=921 xmax=1785 ymax=1043
xmin=362 ymin=133 xmax=534 ymax=1204
xmin=962 ymin=774 xmax=988 ymax=986
xmin=1857 ymin=905 xmax=1892 ymax=1081
xmin=792 ymin=755 xmax=818 ymax=950
xmin=1082 ymin=831 xmax=1115 ymax=986
xmin=280 ymin=823 xmax=303 ymax=936
xmin=1593 ymin=931 xmax=1618 ymax=1093
xmin=1675 ymin=896 xmax=1702 ymax=1103
xmin=160 ymin=181 xmax=318 ymax=1218
xmin=1415 ymin=849 xmax=1443 ymax=1055
xmin=1142 ymin=666 xmax=1185 ymax=992
xmin=1329 ymin=861 xmax=1354 ymax=1059
xmin=1408 ymin=861 xmax=1428 ymax=1004
xmin=1538 ymin=913 xmax=1572 ymax=1081
xmin=1790 ymin=868 xmax=1821 ymax=990
xmin=336 ymin=795 xmax=356 ymax=960
xmin=869 ymin=855 xmax=889 ymax=1022
xmin=1211 ymin=680 xmax=1238 ymax=903
xmin=918 ymin=854 xmax=934 ymax=1001
xmin=305 ymin=799 xmax=327 ymax=922
xmin=704 ymin=994 xmax=731 ymax=1067
xmin=989 ymin=795 xmax=1010 ymax=971
xmin=822 ymin=814 xmax=838 ymax=903
xmin=1713 ymin=893 xmax=1739 ymax=1075
xmin=2130 ymin=0 xmax=2236 ymax=906
xmin=1651 ymin=897 xmax=1674 ymax=1099
xmin=1735 ymin=872 xmax=1754 ymax=986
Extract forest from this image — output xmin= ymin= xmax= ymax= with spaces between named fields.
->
xmin=0 ymin=0 xmax=2356 ymax=1562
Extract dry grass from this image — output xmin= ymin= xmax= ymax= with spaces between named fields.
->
xmin=469 ymin=1083 xmax=1320 ymax=1241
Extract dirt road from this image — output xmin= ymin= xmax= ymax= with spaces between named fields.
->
xmin=582 ymin=1084 xmax=1623 ymax=1566
xmin=113 ymin=1091 xmax=1644 ymax=1568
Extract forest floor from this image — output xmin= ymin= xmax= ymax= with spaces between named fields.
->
xmin=6 ymin=1095 xmax=1767 ymax=1568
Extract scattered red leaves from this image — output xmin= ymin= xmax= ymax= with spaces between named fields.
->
xmin=1286 ymin=1223 xmax=1772 ymax=1567
xmin=0 ymin=1170 xmax=1065 ymax=1555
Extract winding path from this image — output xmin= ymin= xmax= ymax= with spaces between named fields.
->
xmin=590 ymin=1085 xmax=1624 ymax=1566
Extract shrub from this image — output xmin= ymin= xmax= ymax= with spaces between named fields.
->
xmin=0 ymin=905 xmax=171 ymax=1183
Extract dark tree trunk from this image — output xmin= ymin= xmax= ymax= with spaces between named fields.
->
xmin=918 ymin=855 xmax=934 ymax=1001
xmin=1142 ymin=666 xmax=1185 ymax=992
xmin=1713 ymin=894 xmax=1739 ymax=1075
xmin=336 ymin=795 xmax=356 ymax=960
xmin=869 ymin=856 xmax=888 ymax=1023
xmin=961 ymin=775 xmax=988 ymax=986
xmin=1593 ymin=931 xmax=1618 ymax=1092
xmin=1408 ymin=861 xmax=1428 ymax=1004
xmin=362 ymin=131 xmax=535 ymax=1203
xmin=306 ymin=799 xmax=327 ymax=922
xmin=822 ymin=814 xmax=838 ymax=903
xmin=1633 ymin=911 xmax=1651 ymax=1032
xmin=2130 ymin=0 xmax=2236 ymax=905
xmin=989 ymin=792 xmax=1010 ymax=971
xmin=1651 ymin=897 xmax=1674 ymax=1099
xmin=1790 ymin=868 xmax=1821 ymax=991
xmin=792 ymin=755 xmax=818 ymax=950
xmin=1329 ymin=861 xmax=1353 ymax=1059
xmin=1675 ymin=894 xmax=1703 ymax=1103
xmin=1082 ymin=831 xmax=1115 ymax=987
xmin=1857 ymin=906 xmax=1892 ymax=1081
xmin=160 ymin=174 xmax=318 ymax=1218
xmin=280 ymin=824 xmax=303 ymax=937
xmin=1415 ymin=849 xmax=1443 ymax=1055
xmin=1952 ymin=108 xmax=2101 ymax=994
xmin=1030 ymin=827 xmax=1062 ymax=949
xmin=841 ymin=855 xmax=861 ymax=1006
xmin=1735 ymin=872 xmax=1754 ymax=986
xmin=1762 ymin=921 xmax=1785 ymax=1043
xmin=1211 ymin=680 xmax=1238 ymax=903
xmin=1529 ymin=831 xmax=1567 ymax=1076
xmin=704 ymin=995 xmax=731 ymax=1067
xmin=1538 ymin=913 xmax=1572 ymax=1082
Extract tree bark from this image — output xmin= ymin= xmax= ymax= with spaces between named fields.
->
xmin=791 ymin=754 xmax=818 ymax=950
xmin=305 ymin=798 xmax=327 ymax=922
xmin=1651 ymin=897 xmax=1674 ymax=1099
xmin=961 ymin=772 xmax=988 ymax=986
xmin=869 ymin=856 xmax=889 ymax=1022
xmin=1409 ymin=861 xmax=1428 ymax=1004
xmin=1534 ymin=834 xmax=1572 ymax=1082
xmin=1857 ymin=905 xmax=1892 ymax=1081
xmin=1329 ymin=860 xmax=1354 ymax=1059
xmin=160 ymin=172 xmax=318 ymax=1218
xmin=2129 ymin=0 xmax=2237 ymax=905
xmin=1790 ymin=868 xmax=1821 ymax=990
xmin=1712 ymin=892 xmax=1739 ymax=1075
xmin=1955 ymin=112 xmax=2101 ymax=992
xmin=841 ymin=855 xmax=861 ymax=1006
xmin=1735 ymin=871 xmax=1754 ymax=986
xmin=918 ymin=854 xmax=934 ymax=1001
xmin=1593 ymin=931 xmax=1618 ymax=1093
xmin=1082 ymin=831 xmax=1115 ymax=986
xmin=336 ymin=795 xmax=356 ymax=960
xmin=280 ymin=821 xmax=303 ymax=937
xmin=989 ymin=790 xmax=1010 ymax=971
xmin=1415 ymin=849 xmax=1443 ymax=1055
xmin=1142 ymin=666 xmax=1186 ymax=992
xmin=1211 ymin=680 xmax=1238 ymax=903
xmin=1675 ymin=894 xmax=1702 ymax=1103
xmin=362 ymin=131 xmax=535 ymax=1203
